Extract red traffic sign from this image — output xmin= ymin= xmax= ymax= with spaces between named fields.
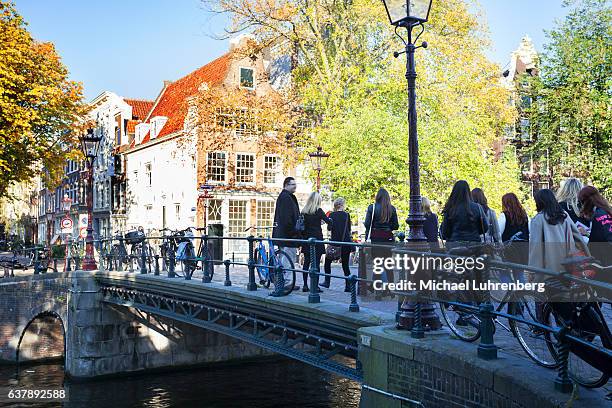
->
xmin=79 ymin=227 xmax=87 ymax=239
xmin=61 ymin=217 xmax=73 ymax=230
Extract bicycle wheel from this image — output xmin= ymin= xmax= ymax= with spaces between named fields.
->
xmin=274 ymin=250 xmax=296 ymax=296
xmin=254 ymin=250 xmax=271 ymax=288
xmin=439 ymin=297 xmax=481 ymax=342
xmin=508 ymin=292 xmax=558 ymax=368
xmin=542 ymin=304 xmax=610 ymax=388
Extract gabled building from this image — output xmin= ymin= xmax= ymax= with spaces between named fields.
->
xmin=501 ymin=36 xmax=551 ymax=195
xmin=120 ymin=36 xmax=313 ymax=259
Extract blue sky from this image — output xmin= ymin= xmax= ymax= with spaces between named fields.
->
xmin=16 ymin=0 xmax=569 ymax=101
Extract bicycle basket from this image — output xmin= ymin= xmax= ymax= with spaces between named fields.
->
xmin=125 ymin=230 xmax=145 ymax=245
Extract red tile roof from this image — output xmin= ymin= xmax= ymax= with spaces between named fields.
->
xmin=126 ymin=119 xmax=140 ymax=134
xmin=146 ymin=53 xmax=231 ymax=138
xmin=141 ymin=131 xmax=151 ymax=144
xmin=124 ymin=99 xmax=154 ymax=120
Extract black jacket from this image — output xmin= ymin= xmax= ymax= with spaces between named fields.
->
xmin=327 ymin=211 xmax=351 ymax=242
xmin=587 ymin=208 xmax=612 ymax=266
xmin=423 ymin=212 xmax=439 ymax=243
xmin=440 ymin=202 xmax=489 ymax=243
xmin=272 ymin=189 xmax=300 ymax=247
xmin=364 ymin=204 xmax=399 ymax=238
xmin=560 ymin=201 xmax=589 ymax=225
xmin=301 ymin=208 xmax=332 ymax=255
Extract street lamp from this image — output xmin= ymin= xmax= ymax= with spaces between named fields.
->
xmin=308 ymin=146 xmax=329 ymax=192
xmin=198 ymin=184 xmax=215 ymax=231
xmin=79 ymin=128 xmax=101 ymax=270
xmin=62 ymin=193 xmax=73 ymax=271
xmin=381 ymin=0 xmax=440 ymax=333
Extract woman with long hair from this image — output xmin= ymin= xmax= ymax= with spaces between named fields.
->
xmin=471 ymin=188 xmax=502 ymax=244
xmin=322 ymin=197 xmax=353 ymax=291
xmin=578 ymin=186 xmax=612 ymax=267
xmin=301 ymin=191 xmax=332 ymax=292
xmin=528 ymin=189 xmax=588 ymax=274
xmin=440 ymin=180 xmax=488 ymax=249
xmin=499 ymin=193 xmax=530 ymax=280
xmin=364 ymin=188 xmax=399 ymax=296
xmin=556 ymin=177 xmax=587 ymax=225
xmin=422 ymin=197 xmax=440 ymax=250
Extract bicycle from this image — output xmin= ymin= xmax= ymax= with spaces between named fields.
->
xmin=538 ymin=261 xmax=612 ymax=388
xmin=173 ymin=227 xmax=214 ymax=280
xmin=245 ymin=225 xmax=296 ymax=296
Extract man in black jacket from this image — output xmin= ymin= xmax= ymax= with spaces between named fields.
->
xmin=273 ymin=177 xmax=301 ymax=258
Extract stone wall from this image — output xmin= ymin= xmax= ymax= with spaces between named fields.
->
xmin=358 ymin=325 xmax=607 ymax=408
xmin=0 ymin=273 xmax=68 ymax=363
xmin=65 ymin=271 xmax=270 ymax=378
xmin=17 ymin=314 xmax=64 ymax=362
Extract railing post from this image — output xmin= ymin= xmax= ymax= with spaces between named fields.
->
xmin=33 ymin=247 xmax=40 ymax=275
xmin=74 ymin=255 xmax=81 ymax=271
xmin=271 ymin=262 xmax=285 ymax=297
xmin=224 ymin=259 xmax=231 ymax=286
xmin=99 ymin=241 xmax=106 ymax=272
xmin=411 ymin=294 xmax=424 ymax=339
xmin=168 ymin=246 xmax=176 ymax=278
xmin=349 ymin=275 xmax=359 ymax=312
xmin=202 ymin=235 xmax=211 ymax=283
xmin=10 ymin=255 xmax=15 ymax=277
xmin=154 ymin=254 xmax=160 ymax=275
xmin=477 ymin=255 xmax=497 ymax=359
xmin=308 ymin=238 xmax=320 ymax=304
xmin=140 ymin=244 xmax=148 ymax=274
xmin=246 ymin=236 xmax=257 ymax=291
xmin=554 ymin=328 xmax=574 ymax=393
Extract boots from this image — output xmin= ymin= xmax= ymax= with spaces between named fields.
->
xmin=344 ymin=280 xmax=351 ymax=292
xmin=320 ymin=275 xmax=331 ymax=288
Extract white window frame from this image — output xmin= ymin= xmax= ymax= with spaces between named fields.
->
xmin=263 ymin=154 xmax=281 ymax=185
xmin=145 ymin=163 xmax=152 ymax=187
xmin=235 ymin=152 xmax=256 ymax=186
xmin=256 ymin=199 xmax=275 ymax=228
xmin=206 ymin=151 xmax=228 ymax=184
xmin=239 ymin=66 xmax=255 ymax=90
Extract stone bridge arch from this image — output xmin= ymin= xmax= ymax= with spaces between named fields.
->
xmin=15 ymin=307 xmax=66 ymax=364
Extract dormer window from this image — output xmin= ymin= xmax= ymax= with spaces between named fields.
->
xmin=240 ymin=67 xmax=254 ymax=89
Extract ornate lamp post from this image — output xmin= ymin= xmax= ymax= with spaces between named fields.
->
xmin=62 ymin=193 xmax=73 ymax=271
xmin=79 ymin=129 xmax=102 ymax=270
xmin=198 ymin=184 xmax=215 ymax=231
xmin=308 ymin=146 xmax=329 ymax=192
xmin=381 ymin=0 xmax=440 ymax=332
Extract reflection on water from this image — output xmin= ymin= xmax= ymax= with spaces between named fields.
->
xmin=0 ymin=359 xmax=361 ymax=408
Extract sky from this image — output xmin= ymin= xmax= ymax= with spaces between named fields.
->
xmin=16 ymin=0 xmax=570 ymax=102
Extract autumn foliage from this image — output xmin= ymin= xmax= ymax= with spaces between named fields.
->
xmin=0 ymin=1 xmax=87 ymax=198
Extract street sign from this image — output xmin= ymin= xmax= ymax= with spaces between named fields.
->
xmin=61 ymin=217 xmax=73 ymax=234
xmin=79 ymin=227 xmax=87 ymax=239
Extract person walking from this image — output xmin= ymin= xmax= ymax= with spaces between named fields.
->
xmin=364 ymin=188 xmax=399 ymax=295
xmin=301 ymin=192 xmax=332 ymax=292
xmin=578 ymin=186 xmax=612 ymax=268
xmin=322 ymin=198 xmax=353 ymax=291
xmin=440 ymin=180 xmax=488 ymax=250
xmin=272 ymin=177 xmax=301 ymax=274
xmin=422 ymin=197 xmax=440 ymax=251
xmin=471 ymin=188 xmax=502 ymax=244
xmin=556 ymin=177 xmax=588 ymax=226
xmin=528 ymin=189 xmax=588 ymax=274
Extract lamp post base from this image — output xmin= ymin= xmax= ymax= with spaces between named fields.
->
xmin=81 ymin=257 xmax=97 ymax=271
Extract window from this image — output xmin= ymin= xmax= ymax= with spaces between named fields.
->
xmin=236 ymin=153 xmax=255 ymax=184
xmin=519 ymin=118 xmax=530 ymax=141
xmin=228 ymin=200 xmax=248 ymax=257
xmin=145 ymin=163 xmax=152 ymax=187
xmin=145 ymin=204 xmax=152 ymax=213
xmin=520 ymin=154 xmax=532 ymax=173
xmin=256 ymin=201 xmax=275 ymax=229
xmin=175 ymin=204 xmax=181 ymax=220
xmin=207 ymin=152 xmax=226 ymax=183
xmin=208 ymin=199 xmax=222 ymax=223
xmin=239 ymin=67 xmax=254 ymax=89
xmin=115 ymin=114 xmax=122 ymax=145
xmin=264 ymin=155 xmax=280 ymax=184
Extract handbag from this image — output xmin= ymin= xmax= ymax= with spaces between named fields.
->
xmin=562 ymin=220 xmax=596 ymax=278
xmin=326 ymin=214 xmax=349 ymax=261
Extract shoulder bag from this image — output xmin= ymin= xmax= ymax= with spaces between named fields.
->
xmin=325 ymin=214 xmax=349 ymax=261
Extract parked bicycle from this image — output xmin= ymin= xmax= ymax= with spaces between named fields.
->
xmin=109 ymin=229 xmax=155 ymax=271
xmin=245 ymin=224 xmax=296 ymax=296
xmin=171 ymin=227 xmax=214 ymax=280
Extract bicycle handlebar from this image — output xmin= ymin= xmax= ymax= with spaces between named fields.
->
xmin=244 ymin=223 xmax=278 ymax=232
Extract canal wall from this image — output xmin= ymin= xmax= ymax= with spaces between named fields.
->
xmin=358 ymin=325 xmax=607 ymax=408
xmin=65 ymin=271 xmax=270 ymax=378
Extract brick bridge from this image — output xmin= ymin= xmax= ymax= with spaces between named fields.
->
xmin=0 ymin=271 xmax=607 ymax=407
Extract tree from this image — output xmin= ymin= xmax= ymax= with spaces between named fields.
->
xmin=204 ymin=0 xmax=526 ymax=218
xmin=0 ymin=1 xmax=87 ymax=198
xmin=529 ymin=0 xmax=611 ymax=193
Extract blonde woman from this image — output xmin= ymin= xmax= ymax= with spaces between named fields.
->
xmin=301 ymin=192 xmax=332 ymax=292
xmin=556 ymin=177 xmax=586 ymax=225
xmin=322 ymin=197 xmax=353 ymax=291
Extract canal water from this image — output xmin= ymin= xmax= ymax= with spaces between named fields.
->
xmin=0 ymin=359 xmax=361 ymax=408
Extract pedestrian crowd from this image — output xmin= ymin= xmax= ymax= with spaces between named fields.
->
xmin=272 ymin=176 xmax=612 ymax=292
